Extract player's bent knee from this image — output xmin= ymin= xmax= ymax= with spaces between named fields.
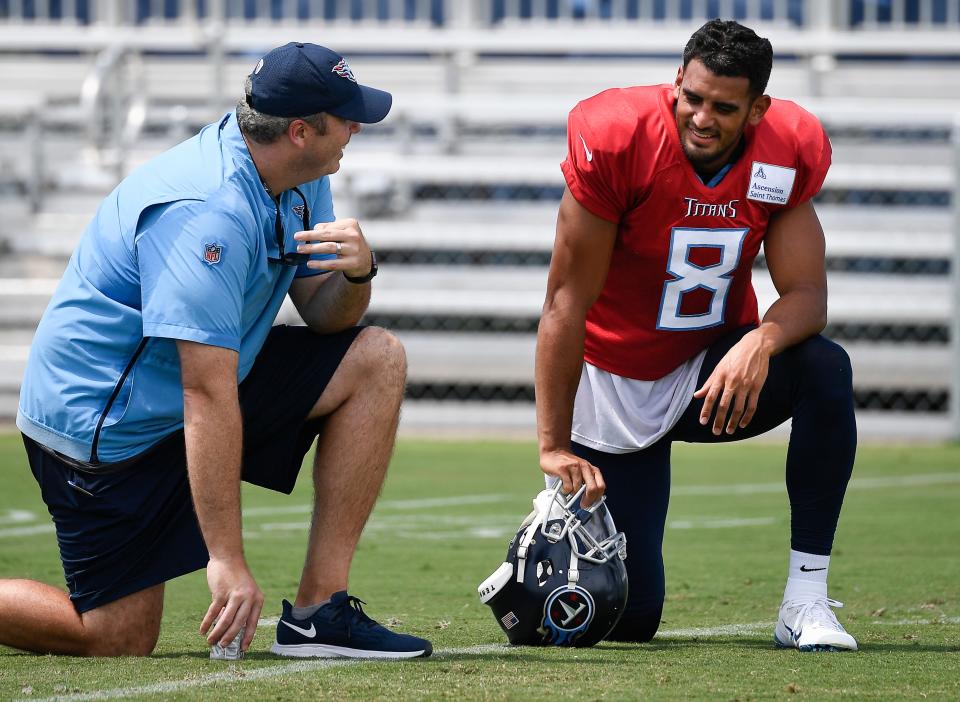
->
xmin=795 ymin=336 xmax=853 ymax=391
xmin=604 ymin=602 xmax=664 ymax=643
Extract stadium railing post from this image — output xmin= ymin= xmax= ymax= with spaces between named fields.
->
xmin=27 ymin=107 xmax=42 ymax=213
xmin=951 ymin=114 xmax=960 ymax=441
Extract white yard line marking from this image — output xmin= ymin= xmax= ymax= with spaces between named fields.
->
xmin=669 ymin=517 xmax=776 ymax=530
xmin=0 ymin=524 xmax=54 ymax=538
xmin=23 ymin=644 xmax=517 ymax=702
xmin=0 ymin=509 xmax=37 ymax=525
xmin=244 ymin=472 xmax=960 ymax=520
xmin=6 ymin=471 xmax=958 ymax=541
xmin=242 ymin=494 xmax=515 ymax=519
xmin=378 ymin=494 xmax=515 ymax=510
xmin=672 ymin=472 xmax=960 ymax=496
xmin=874 ymin=616 xmax=960 ymax=626
xmin=253 ymin=512 xmax=777 ymax=539
xmin=23 ymin=615 xmax=950 ymax=702
xmin=657 ymin=621 xmax=772 ymax=637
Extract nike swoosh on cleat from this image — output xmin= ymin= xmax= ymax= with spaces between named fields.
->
xmin=799 ymin=565 xmax=827 ymax=572
xmin=578 ymin=132 xmax=593 ymax=162
xmin=783 ymin=623 xmax=799 ymax=643
xmin=281 ymin=620 xmax=316 ymax=638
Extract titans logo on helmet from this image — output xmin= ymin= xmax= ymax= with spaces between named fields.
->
xmin=540 ymin=586 xmax=595 ymax=646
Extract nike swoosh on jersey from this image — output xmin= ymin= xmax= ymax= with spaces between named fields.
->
xmin=578 ymin=132 xmax=593 ymax=162
xmin=280 ymin=619 xmax=317 ymax=638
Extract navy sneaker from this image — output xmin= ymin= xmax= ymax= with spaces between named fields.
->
xmin=270 ymin=591 xmax=433 ymax=659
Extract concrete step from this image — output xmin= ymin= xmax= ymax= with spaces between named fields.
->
xmin=0 ymin=267 xmax=952 ymax=328
xmin=1 ymin=323 xmax=950 ymax=394
xmin=1 ymin=195 xmax=952 ymax=260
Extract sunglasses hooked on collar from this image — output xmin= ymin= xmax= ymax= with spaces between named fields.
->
xmin=268 ymin=186 xmax=311 ymax=266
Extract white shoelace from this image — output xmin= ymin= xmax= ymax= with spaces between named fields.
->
xmin=785 ymin=597 xmax=846 ymax=633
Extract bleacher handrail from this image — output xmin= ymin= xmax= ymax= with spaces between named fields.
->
xmin=3 ymin=0 xmax=960 ymax=32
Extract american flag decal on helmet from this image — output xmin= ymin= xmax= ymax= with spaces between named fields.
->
xmin=203 ymin=243 xmax=222 ymax=265
xmin=331 ymin=59 xmax=357 ymax=83
xmin=500 ymin=611 xmax=520 ymax=630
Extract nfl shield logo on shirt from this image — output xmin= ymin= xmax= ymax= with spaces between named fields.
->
xmin=203 ymin=243 xmax=222 ymax=265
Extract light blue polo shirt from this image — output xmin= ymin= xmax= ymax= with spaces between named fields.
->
xmin=17 ymin=111 xmax=334 ymax=463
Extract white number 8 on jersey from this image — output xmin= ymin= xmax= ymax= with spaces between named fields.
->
xmin=656 ymin=227 xmax=748 ymax=331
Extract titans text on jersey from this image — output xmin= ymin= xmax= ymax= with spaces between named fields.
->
xmin=683 ymin=197 xmax=739 ymax=218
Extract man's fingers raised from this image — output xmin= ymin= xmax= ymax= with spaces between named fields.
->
xmin=242 ymin=597 xmax=265 ymax=651
xmin=200 ymin=601 xmax=225 ymax=635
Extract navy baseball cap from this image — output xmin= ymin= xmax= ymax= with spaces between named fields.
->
xmin=246 ymin=42 xmax=392 ymax=123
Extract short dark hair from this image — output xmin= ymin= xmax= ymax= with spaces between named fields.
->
xmin=237 ymin=77 xmax=327 ymax=145
xmin=682 ymin=19 xmax=773 ymax=97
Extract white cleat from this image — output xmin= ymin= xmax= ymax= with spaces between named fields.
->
xmin=774 ymin=596 xmax=858 ymax=652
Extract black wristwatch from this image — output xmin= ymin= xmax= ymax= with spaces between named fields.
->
xmin=344 ymin=251 xmax=378 ymax=284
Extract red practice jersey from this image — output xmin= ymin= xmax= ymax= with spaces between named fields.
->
xmin=561 ymin=84 xmax=831 ymax=380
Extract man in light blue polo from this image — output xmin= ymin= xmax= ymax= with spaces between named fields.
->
xmin=3 ymin=42 xmax=432 ymax=660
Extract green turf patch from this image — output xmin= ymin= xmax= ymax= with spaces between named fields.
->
xmin=1 ymin=434 xmax=957 ymax=700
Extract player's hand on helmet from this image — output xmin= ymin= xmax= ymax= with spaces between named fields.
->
xmin=295 ymin=218 xmax=374 ymax=279
xmin=693 ymin=329 xmax=772 ymax=436
xmin=201 ymin=555 xmax=264 ymax=653
xmin=539 ymin=448 xmax=606 ymax=508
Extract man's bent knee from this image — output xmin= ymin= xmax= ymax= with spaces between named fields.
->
xmin=80 ymin=585 xmax=163 ymax=656
xmin=82 ymin=625 xmax=159 ymax=657
xmin=310 ymin=327 xmax=407 ymax=418
xmin=352 ymin=326 xmax=407 ymax=386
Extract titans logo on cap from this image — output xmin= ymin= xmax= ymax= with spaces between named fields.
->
xmin=539 ymin=586 xmax=595 ymax=646
xmin=331 ymin=58 xmax=357 ymax=83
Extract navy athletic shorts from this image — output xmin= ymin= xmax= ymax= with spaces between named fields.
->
xmin=23 ymin=324 xmax=365 ymax=613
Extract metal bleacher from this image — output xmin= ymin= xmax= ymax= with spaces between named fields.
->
xmin=1 ymin=0 xmax=959 ymax=440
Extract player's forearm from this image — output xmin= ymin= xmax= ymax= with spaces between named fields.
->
xmin=299 ymin=273 xmax=371 ymax=333
xmin=535 ymin=303 xmax=587 ymax=455
xmin=182 ymin=388 xmax=245 ymax=562
xmin=756 ymin=284 xmax=828 ymax=356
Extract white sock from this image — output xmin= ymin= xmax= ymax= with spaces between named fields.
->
xmin=782 ymin=549 xmax=829 ymax=602
xmin=291 ymin=598 xmax=331 ymax=620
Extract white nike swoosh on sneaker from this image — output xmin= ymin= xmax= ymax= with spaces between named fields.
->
xmin=281 ymin=619 xmax=316 ymax=638
xmin=578 ymin=132 xmax=593 ymax=162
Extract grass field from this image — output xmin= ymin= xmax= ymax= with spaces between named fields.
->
xmin=0 ymin=431 xmax=958 ymax=701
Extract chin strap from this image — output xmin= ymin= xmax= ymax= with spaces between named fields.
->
xmin=515 ymin=509 xmax=545 ymax=584
xmin=567 ymin=530 xmax=580 ymax=588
